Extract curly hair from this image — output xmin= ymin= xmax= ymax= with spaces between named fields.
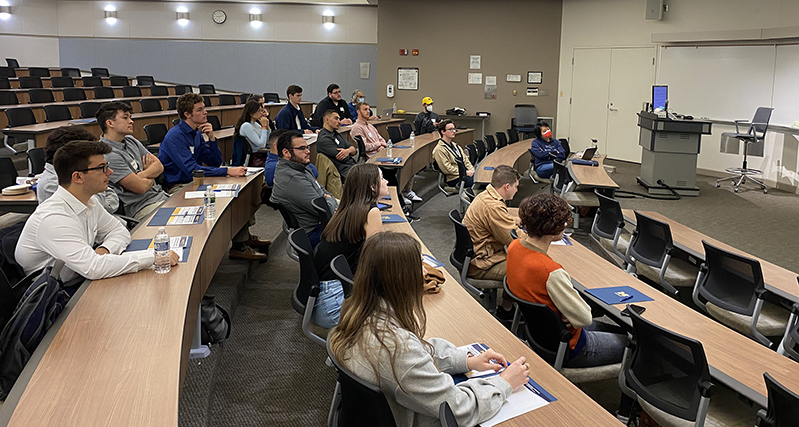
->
xmin=518 ymin=193 xmax=573 ymax=238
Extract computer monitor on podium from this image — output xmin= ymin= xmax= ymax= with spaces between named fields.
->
xmin=652 ymin=85 xmax=668 ymax=110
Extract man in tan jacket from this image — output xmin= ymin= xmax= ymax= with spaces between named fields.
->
xmin=432 ymin=119 xmax=474 ymax=188
xmin=462 ymin=165 xmax=521 ymax=319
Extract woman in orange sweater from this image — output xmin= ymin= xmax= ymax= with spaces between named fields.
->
xmin=506 ymin=193 xmax=626 ymax=368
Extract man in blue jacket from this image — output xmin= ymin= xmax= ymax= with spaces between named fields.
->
xmin=274 ymin=85 xmax=319 ymax=134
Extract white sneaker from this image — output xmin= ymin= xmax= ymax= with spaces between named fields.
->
xmin=402 ymin=195 xmax=411 ymax=205
xmin=404 ymin=190 xmax=423 ymax=202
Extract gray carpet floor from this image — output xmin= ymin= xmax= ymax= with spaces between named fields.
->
xmin=180 ymin=158 xmax=797 ymax=426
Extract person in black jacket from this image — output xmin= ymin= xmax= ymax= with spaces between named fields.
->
xmin=414 ymin=96 xmax=440 ymax=134
xmin=316 ymin=110 xmax=357 ymax=180
xmin=310 ymin=84 xmax=353 ymax=127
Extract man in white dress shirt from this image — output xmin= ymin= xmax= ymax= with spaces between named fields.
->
xmin=16 ymin=140 xmax=178 ymax=282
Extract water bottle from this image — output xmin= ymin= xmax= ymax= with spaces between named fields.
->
xmin=392 ymin=103 xmax=397 ymax=113
xmin=154 ymin=227 xmax=171 ymax=274
xmin=410 ymin=131 xmax=415 ymax=149
xmin=204 ymin=187 xmax=216 ymax=221
xmin=387 ymin=139 xmax=393 ymax=157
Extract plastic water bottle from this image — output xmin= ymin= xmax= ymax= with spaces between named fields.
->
xmin=387 ymin=139 xmax=393 ymax=157
xmin=410 ymin=131 xmax=415 ymax=149
xmin=204 ymin=187 xmax=216 ymax=221
xmin=154 ymin=227 xmax=171 ymax=274
xmin=392 ymin=103 xmax=397 ymax=113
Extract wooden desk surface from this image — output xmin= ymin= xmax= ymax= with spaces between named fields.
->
xmin=7 ymin=77 xmax=134 ymax=89
xmin=380 ymin=187 xmax=620 ymax=426
xmin=567 ymin=155 xmax=619 ymax=189
xmin=475 ymin=139 xmax=533 ymax=184
xmin=548 ymin=238 xmax=799 ymax=408
xmin=3 ymin=172 xmax=263 ymax=427
xmin=622 ymin=209 xmax=799 ymax=303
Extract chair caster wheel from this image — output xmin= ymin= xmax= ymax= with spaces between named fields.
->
xmin=715 ymin=182 xmax=721 ymax=188
xmin=763 ymin=189 xmax=768 ymax=194
xmin=734 ymin=188 xmax=739 ymax=193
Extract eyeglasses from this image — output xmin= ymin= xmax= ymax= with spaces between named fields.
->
xmin=445 ymin=127 xmax=457 ymax=132
xmin=78 ymin=163 xmax=109 ymax=173
xmin=292 ymin=145 xmax=310 ymax=152
xmin=331 ymin=91 xmax=341 ymax=95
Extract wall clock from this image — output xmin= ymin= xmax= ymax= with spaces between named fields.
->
xmin=212 ymin=10 xmax=227 ymax=24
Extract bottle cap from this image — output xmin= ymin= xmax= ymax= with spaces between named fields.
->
xmin=158 ymin=227 xmax=165 ymax=232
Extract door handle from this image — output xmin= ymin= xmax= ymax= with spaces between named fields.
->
xmin=608 ymin=103 xmax=618 ymax=112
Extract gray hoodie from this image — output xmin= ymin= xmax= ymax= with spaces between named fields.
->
xmin=270 ymin=157 xmax=338 ymax=234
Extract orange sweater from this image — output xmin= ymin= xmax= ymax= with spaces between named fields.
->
xmin=506 ymin=238 xmax=592 ymax=350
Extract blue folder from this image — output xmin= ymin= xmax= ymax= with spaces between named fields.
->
xmin=483 ymin=166 xmax=495 ymax=171
xmin=390 ymin=145 xmax=411 ymax=149
xmin=147 ymin=207 xmax=205 ymax=227
xmin=376 ymin=157 xmax=402 ymax=164
xmin=381 ymin=214 xmax=406 ymax=223
xmin=126 ymin=237 xmax=193 ymax=263
xmin=584 ymin=286 xmax=653 ymax=305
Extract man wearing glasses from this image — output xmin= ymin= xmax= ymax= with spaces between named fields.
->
xmin=16 ymin=141 xmax=179 ymax=282
xmin=270 ymin=131 xmax=338 ymax=247
xmin=309 ymin=83 xmax=353 ymax=128
xmin=432 ymin=119 xmax=475 ymax=189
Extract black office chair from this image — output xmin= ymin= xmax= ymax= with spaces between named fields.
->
xmin=172 ymin=118 xmax=180 ymax=127
xmin=143 ymin=123 xmax=168 ymax=146
xmin=330 ymin=254 xmax=354 ymax=297
xmin=275 ymin=203 xmax=300 ymax=262
xmin=82 ymin=76 xmax=103 ymax=87
xmin=231 ymin=136 xmax=251 ymax=167
xmin=149 ymin=85 xmax=168 ymax=97
xmin=93 ymin=86 xmax=115 ymax=100
xmin=495 ymin=131 xmax=508 ymax=149
xmin=550 ymin=160 xmax=598 ymax=228
xmin=433 ymin=158 xmax=461 ymax=197
xmin=312 ymin=196 xmax=333 ymax=230
xmin=399 ymin=123 xmax=413 ymax=140
xmin=326 ymin=340 xmax=397 ymax=427
xmin=550 ymin=160 xmax=571 ymax=194
xmin=474 ymin=139 xmax=487 ymax=162
xmin=167 ymin=96 xmax=178 ymax=110
xmin=484 ymin=134 xmax=496 ymax=153
xmin=19 ymin=76 xmax=42 ymax=89
xmin=625 ymin=211 xmax=697 ymax=296
xmin=27 ymin=67 xmax=50 ymax=77
xmin=43 ymin=104 xmax=72 ymax=122
xmin=716 ymin=107 xmax=773 ymax=194
xmin=502 ymin=279 xmax=621 ymax=383
xmin=218 ymin=94 xmax=236 ymax=106
xmin=507 ymin=128 xmax=520 ymax=144
xmin=756 ymin=373 xmax=799 ymax=427
xmin=288 ymin=229 xmax=327 ymax=348
xmin=26 ymin=147 xmax=45 ymax=176
xmin=202 ymin=95 xmax=214 ymax=108
xmin=139 ymin=98 xmax=162 ymax=113
xmin=27 ymin=89 xmax=54 ymax=104
xmin=263 ymin=92 xmax=280 ymax=103
xmin=590 ymin=190 xmax=630 ymax=264
xmin=60 ymin=68 xmax=80 ymax=77
xmin=0 ymin=67 xmax=14 ymax=78
xmin=91 ymin=67 xmax=110 ymax=77
xmin=136 ymin=75 xmax=154 ymax=86
xmin=0 ymin=77 xmax=8 ymax=90
xmin=79 ymin=101 xmax=102 ymax=119
xmin=0 ymin=91 xmax=19 ymax=106
xmin=559 ymin=138 xmax=572 ymax=157
xmin=122 ymin=86 xmax=141 ymax=98
xmin=0 ymin=157 xmax=17 ymax=188
xmin=3 ymin=107 xmax=37 ymax=153
xmin=174 ymin=84 xmax=192 ymax=95
xmin=50 ymin=76 xmax=74 ymax=88
xmin=5 ymin=59 xmax=19 ymax=69
xmin=691 ymin=241 xmax=788 ymax=348
xmin=198 ymin=84 xmax=216 ymax=94
xmin=239 ymin=93 xmax=252 ymax=104
xmin=387 ymin=126 xmax=402 ymax=143
xmin=778 ymin=297 xmax=799 ymax=361
xmin=465 ymin=144 xmax=478 ymax=166
xmin=439 ymin=402 xmax=459 ymax=427
xmin=448 ymin=210 xmax=502 ymax=312
xmin=619 ymin=309 xmax=717 ymax=427
xmin=513 ymin=104 xmax=538 ymax=138
xmin=352 ymin=135 xmax=367 ymax=164
xmin=207 ymin=115 xmax=222 ymax=131
xmin=108 ymin=76 xmax=128 ymax=87
xmin=61 ymin=87 xmax=86 ymax=102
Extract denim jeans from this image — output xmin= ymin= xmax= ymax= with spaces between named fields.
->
xmin=447 ymin=175 xmax=474 ymax=189
xmin=566 ymin=321 xmax=627 ymax=368
xmin=535 ymin=163 xmax=554 ymax=179
xmin=312 ymin=280 xmax=344 ymax=329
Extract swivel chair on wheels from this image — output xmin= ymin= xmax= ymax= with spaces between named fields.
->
xmin=716 ymin=107 xmax=772 ymax=194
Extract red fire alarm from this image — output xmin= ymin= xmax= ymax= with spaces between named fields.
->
xmin=399 ymin=49 xmax=408 ymax=56
xmin=412 ymin=49 xmax=419 ymax=56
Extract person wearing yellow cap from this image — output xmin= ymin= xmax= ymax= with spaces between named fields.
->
xmin=414 ymin=96 xmax=440 ymax=135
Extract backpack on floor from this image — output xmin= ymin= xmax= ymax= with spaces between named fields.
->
xmin=200 ymin=295 xmax=231 ymax=345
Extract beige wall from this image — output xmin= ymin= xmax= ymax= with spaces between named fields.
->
xmin=377 ymin=0 xmax=562 ymax=137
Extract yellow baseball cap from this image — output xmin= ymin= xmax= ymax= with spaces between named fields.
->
xmin=422 ymin=96 xmax=434 ymax=105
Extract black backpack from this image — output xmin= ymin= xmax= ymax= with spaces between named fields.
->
xmin=200 ymin=295 xmax=231 ymax=345
xmin=0 ymin=261 xmax=69 ymax=400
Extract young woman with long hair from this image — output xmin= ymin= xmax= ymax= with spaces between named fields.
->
xmin=233 ymin=100 xmax=271 ymax=166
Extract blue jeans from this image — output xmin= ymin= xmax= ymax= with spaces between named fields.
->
xmin=312 ymin=280 xmax=344 ymax=329
xmin=447 ymin=175 xmax=474 ymax=189
xmin=307 ymin=226 xmax=322 ymax=248
xmin=535 ymin=163 xmax=554 ymax=179
xmin=566 ymin=321 xmax=627 ymax=368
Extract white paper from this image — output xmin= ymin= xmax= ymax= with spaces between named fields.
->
xmin=480 ymin=384 xmax=550 ymax=427
xmin=185 ymin=191 xmax=235 ymax=199
xmin=360 ymin=62 xmax=370 ymax=79
xmin=174 ymin=206 xmax=204 ymax=216
xmin=506 ymin=74 xmax=522 ymax=82
xmin=470 ymin=55 xmax=481 ymax=70
xmin=468 ymin=73 xmax=483 ymax=85
xmin=486 ymin=76 xmax=497 ymax=85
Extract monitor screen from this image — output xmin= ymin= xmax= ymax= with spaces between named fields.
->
xmin=652 ymin=85 xmax=668 ymax=110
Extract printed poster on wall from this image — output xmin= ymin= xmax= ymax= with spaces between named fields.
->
xmin=397 ymin=68 xmax=419 ymax=90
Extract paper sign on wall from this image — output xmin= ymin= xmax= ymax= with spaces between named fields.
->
xmin=468 ymin=73 xmax=482 ymax=85
xmin=470 ymin=55 xmax=481 ymax=70
xmin=486 ymin=76 xmax=497 ymax=85
xmin=360 ymin=62 xmax=370 ymax=79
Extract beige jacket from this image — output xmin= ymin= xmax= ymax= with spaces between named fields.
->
xmin=432 ymin=139 xmax=474 ymax=183
xmin=462 ymin=184 xmax=519 ymax=275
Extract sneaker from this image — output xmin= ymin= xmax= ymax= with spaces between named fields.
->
xmin=402 ymin=195 xmax=412 ymax=205
xmin=405 ymin=210 xmax=421 ymax=222
xmin=404 ymin=190 xmax=423 ymax=202
xmin=229 ymin=246 xmax=267 ymax=262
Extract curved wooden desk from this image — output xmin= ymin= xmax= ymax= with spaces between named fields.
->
xmin=1 ymin=172 xmax=263 ymax=426
xmin=567 ymin=155 xmax=618 ymax=189
xmin=474 ymin=139 xmax=533 ymax=184
xmin=380 ymin=187 xmax=620 ymax=426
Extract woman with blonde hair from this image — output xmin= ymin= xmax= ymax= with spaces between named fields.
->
xmin=329 ymin=231 xmax=530 ymax=426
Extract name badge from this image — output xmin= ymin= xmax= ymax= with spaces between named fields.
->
xmin=189 ymin=145 xmax=195 ymax=154
xmin=129 ymin=159 xmax=138 ymax=170
xmin=340 ymin=106 xmax=344 ymax=112
xmin=368 ymin=132 xmax=373 ymax=138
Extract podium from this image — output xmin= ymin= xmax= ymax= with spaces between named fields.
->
xmin=636 ymin=111 xmax=712 ymax=196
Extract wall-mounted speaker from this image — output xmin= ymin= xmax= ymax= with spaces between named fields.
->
xmin=646 ymin=0 xmax=664 ymax=20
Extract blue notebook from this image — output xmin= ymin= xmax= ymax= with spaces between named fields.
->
xmin=381 ymin=214 xmax=406 ymax=223
xmin=147 ymin=207 xmax=205 ymax=227
xmin=585 ymin=286 xmax=653 ymax=305
xmin=376 ymin=157 xmax=402 ymax=164
xmin=391 ymin=145 xmax=411 ymax=149
xmin=572 ymin=159 xmax=598 ymax=167
xmin=422 ymin=254 xmax=444 ymax=268
xmin=377 ymin=202 xmax=391 ymax=210
xmin=126 ymin=236 xmax=193 ymax=263
xmin=483 ymin=166 xmax=495 ymax=171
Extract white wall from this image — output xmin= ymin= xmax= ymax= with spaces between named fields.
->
xmin=558 ymin=0 xmax=799 ymax=190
